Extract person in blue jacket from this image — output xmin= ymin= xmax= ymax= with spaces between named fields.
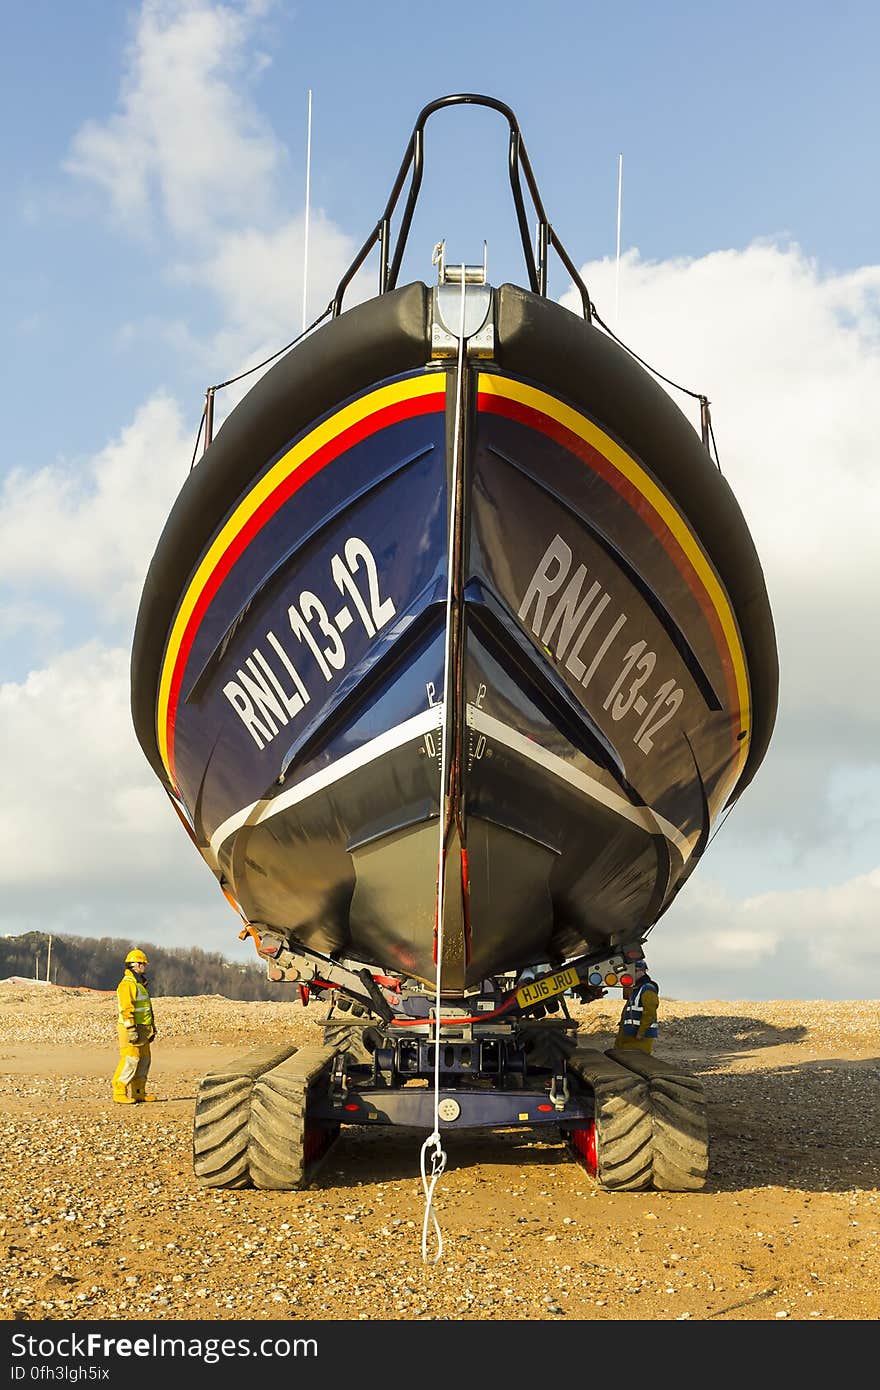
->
xmin=615 ymin=958 xmax=659 ymax=1054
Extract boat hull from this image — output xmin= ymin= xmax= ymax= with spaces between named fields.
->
xmin=131 ymin=284 xmax=777 ymax=990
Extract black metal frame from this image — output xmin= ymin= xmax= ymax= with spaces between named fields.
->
xmin=330 ymin=93 xmax=593 ymax=322
xmin=310 ymin=1083 xmax=592 ymax=1130
xmin=311 ymin=1033 xmax=590 ymax=1130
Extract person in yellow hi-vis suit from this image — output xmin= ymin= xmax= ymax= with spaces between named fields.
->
xmin=111 ymin=948 xmax=157 ymax=1103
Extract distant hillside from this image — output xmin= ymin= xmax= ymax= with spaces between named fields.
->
xmin=0 ymin=931 xmax=288 ymax=1001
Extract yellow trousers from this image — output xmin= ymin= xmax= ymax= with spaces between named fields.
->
xmin=112 ymin=1024 xmax=153 ymax=1101
xmin=614 ymin=1031 xmax=654 ymax=1054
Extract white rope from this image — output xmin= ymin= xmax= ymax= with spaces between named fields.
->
xmin=420 ymin=265 xmax=468 ymax=1264
xmin=419 ymin=1131 xmax=447 ymax=1263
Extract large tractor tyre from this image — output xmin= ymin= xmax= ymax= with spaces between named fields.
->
xmin=193 ymin=1042 xmax=300 ymax=1189
xmin=651 ymin=1076 xmax=710 ymax=1191
xmin=606 ymin=1049 xmax=709 ymax=1191
xmin=321 ymin=1018 xmax=377 ymax=1065
xmin=515 ymin=1018 xmax=578 ymax=1071
xmin=566 ymin=1048 xmax=652 ymax=1191
xmin=249 ymin=1044 xmax=341 ymax=1191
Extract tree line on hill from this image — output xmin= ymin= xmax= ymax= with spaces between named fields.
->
xmin=0 ymin=931 xmax=288 ymax=1001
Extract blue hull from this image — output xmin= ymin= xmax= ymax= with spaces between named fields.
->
xmin=131 ymin=282 xmax=777 ymax=993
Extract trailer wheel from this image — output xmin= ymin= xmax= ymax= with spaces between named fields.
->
xmin=566 ymin=1048 xmax=652 ymax=1190
xmin=249 ymin=1044 xmax=341 ymax=1190
xmin=322 ymin=1018 xmax=376 ymax=1064
xmin=515 ymin=1018 xmax=577 ymax=1070
xmin=192 ymin=1073 xmax=252 ymax=1189
xmin=193 ymin=1042 xmax=299 ymax=1189
xmin=605 ymin=1048 xmax=709 ymax=1191
xmin=566 ymin=1120 xmax=598 ymax=1177
xmin=650 ymin=1073 xmax=709 ymax=1191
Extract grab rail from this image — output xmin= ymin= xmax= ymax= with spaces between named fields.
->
xmin=329 ymin=93 xmax=593 ymax=323
xmin=194 ymin=94 xmax=719 ymax=467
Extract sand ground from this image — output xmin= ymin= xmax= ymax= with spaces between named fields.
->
xmin=1 ymin=982 xmax=878 ymax=1323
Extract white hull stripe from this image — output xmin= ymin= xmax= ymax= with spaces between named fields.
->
xmin=208 ymin=701 xmax=694 ymax=862
xmin=209 ymin=705 xmax=444 ymax=859
xmin=467 ymin=706 xmax=695 ymax=860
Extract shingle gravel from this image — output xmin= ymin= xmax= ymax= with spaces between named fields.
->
xmin=1 ymin=983 xmax=878 ymax=1322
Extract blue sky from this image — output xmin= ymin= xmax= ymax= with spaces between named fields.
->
xmin=2 ymin=0 xmax=879 ymax=1002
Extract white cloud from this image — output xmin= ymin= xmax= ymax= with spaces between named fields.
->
xmin=62 ymin=0 xmax=372 ymax=434
xmin=649 ymin=868 xmax=880 ymax=1000
xmin=0 ymin=643 xmax=165 ymax=881
xmin=0 ymin=639 xmax=253 ymax=959
xmin=0 ymin=393 xmax=191 ymax=630
xmin=0 ymin=599 xmax=61 ymax=644
xmin=573 ymin=243 xmax=880 ymax=592
xmin=170 ymin=210 xmax=376 ymax=417
xmin=177 ymin=212 xmax=351 ymax=329
xmin=66 ymin=0 xmax=283 ymax=241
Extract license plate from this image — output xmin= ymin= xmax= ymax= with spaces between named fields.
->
xmin=516 ymin=966 xmax=579 ymax=1008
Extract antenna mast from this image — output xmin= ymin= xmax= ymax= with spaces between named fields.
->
xmin=615 ymin=152 xmax=623 ymax=330
xmin=302 ymin=89 xmax=313 ymax=333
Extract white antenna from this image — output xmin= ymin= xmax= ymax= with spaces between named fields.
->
xmin=615 ymin=152 xmax=623 ymax=330
xmin=302 ymin=89 xmax=313 ymax=333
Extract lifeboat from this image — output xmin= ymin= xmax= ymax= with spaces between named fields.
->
xmin=131 ymin=94 xmax=778 ymax=997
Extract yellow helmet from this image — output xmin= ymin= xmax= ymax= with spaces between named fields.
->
xmin=125 ymin=948 xmax=148 ymax=965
